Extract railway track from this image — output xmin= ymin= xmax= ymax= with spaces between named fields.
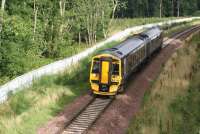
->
xmin=61 ymin=25 xmax=200 ymax=134
xmin=62 ymin=97 xmax=113 ymax=134
xmin=163 ymin=25 xmax=200 ymax=48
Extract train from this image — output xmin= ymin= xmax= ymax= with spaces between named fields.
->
xmin=89 ymin=26 xmax=163 ymax=96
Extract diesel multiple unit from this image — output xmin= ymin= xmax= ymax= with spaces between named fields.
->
xmin=89 ymin=27 xmax=163 ymax=96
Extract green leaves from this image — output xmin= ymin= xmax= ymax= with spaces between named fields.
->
xmin=1 ymin=0 xmax=199 ymax=84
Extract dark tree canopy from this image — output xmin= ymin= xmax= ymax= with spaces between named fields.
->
xmin=115 ymin=0 xmax=200 ymax=18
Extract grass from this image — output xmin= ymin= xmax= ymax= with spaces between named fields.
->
xmin=168 ymin=34 xmax=200 ymax=134
xmin=0 ymin=41 xmax=119 ymax=134
xmin=0 ymin=75 xmax=85 ymax=134
xmin=161 ymin=18 xmax=200 ymax=38
xmin=0 ymin=19 xmax=200 ymax=134
xmin=109 ymin=17 xmax=176 ymax=36
xmin=127 ymin=31 xmax=200 ymax=133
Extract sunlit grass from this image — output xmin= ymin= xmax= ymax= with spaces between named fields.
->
xmin=127 ymin=33 xmax=200 ymax=134
xmin=0 ymin=75 xmax=82 ymax=134
xmin=108 ymin=17 xmax=177 ymax=36
xmin=164 ymin=19 xmax=200 ymax=37
xmin=0 ymin=41 xmax=119 ymax=134
xmin=0 ymin=19 xmax=199 ymax=134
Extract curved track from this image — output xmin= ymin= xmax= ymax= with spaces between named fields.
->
xmin=61 ymin=25 xmax=200 ymax=134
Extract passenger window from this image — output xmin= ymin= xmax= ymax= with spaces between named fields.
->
xmin=92 ymin=61 xmax=100 ymax=73
xmin=112 ymin=64 xmax=119 ymax=75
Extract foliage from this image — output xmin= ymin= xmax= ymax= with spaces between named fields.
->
xmin=127 ymin=33 xmax=200 ymax=134
xmin=193 ymin=10 xmax=200 ymax=16
xmin=116 ymin=0 xmax=200 ymax=17
xmin=0 ymin=23 xmax=193 ymax=134
xmin=169 ymin=35 xmax=200 ymax=134
xmin=0 ymin=0 xmax=116 ymax=84
xmin=0 ymin=41 xmax=118 ymax=134
xmin=1 ymin=0 xmax=200 ymax=84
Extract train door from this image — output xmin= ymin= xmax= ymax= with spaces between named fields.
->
xmin=101 ymin=61 xmax=110 ymax=84
xmin=99 ymin=58 xmax=112 ymax=92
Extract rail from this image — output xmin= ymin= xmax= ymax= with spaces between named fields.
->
xmin=0 ymin=17 xmax=199 ymax=103
xmin=60 ymin=25 xmax=200 ymax=134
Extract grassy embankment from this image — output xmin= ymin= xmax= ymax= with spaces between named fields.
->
xmin=0 ymin=17 xmax=178 ymax=85
xmin=0 ymin=18 xmax=199 ymax=134
xmin=0 ymin=41 xmax=118 ymax=134
xmin=127 ymin=29 xmax=200 ymax=133
xmin=164 ymin=19 xmax=200 ymax=37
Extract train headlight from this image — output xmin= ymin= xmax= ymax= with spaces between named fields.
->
xmin=111 ymin=75 xmax=119 ymax=82
xmin=110 ymin=85 xmax=118 ymax=92
xmin=92 ymin=73 xmax=99 ymax=77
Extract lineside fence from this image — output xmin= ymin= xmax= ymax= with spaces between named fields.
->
xmin=0 ymin=17 xmax=199 ymax=103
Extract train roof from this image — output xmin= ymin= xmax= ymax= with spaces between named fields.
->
xmin=99 ymin=27 xmax=162 ymax=59
xmin=100 ymin=37 xmax=145 ymax=58
xmin=141 ymin=26 xmax=162 ymax=40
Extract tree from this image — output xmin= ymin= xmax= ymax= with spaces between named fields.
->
xmin=33 ymin=0 xmax=38 ymax=40
xmin=177 ymin=0 xmax=180 ymax=17
xmin=0 ymin=0 xmax=6 ymax=33
xmin=1 ymin=0 xmax=5 ymax=11
xmin=160 ymin=0 xmax=163 ymax=18
xmin=70 ymin=0 xmax=113 ymax=45
xmin=171 ymin=0 xmax=174 ymax=16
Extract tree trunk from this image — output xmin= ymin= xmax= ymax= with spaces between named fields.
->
xmin=1 ymin=0 xmax=6 ymax=11
xmin=110 ymin=0 xmax=118 ymax=24
xmin=160 ymin=0 xmax=162 ymax=18
xmin=146 ymin=0 xmax=149 ymax=17
xmin=78 ymin=32 xmax=81 ymax=45
xmin=59 ymin=0 xmax=65 ymax=40
xmin=59 ymin=0 xmax=65 ymax=17
xmin=87 ymin=16 xmax=91 ymax=45
xmin=171 ymin=0 xmax=174 ymax=16
xmin=177 ymin=0 xmax=180 ymax=17
xmin=106 ymin=0 xmax=118 ymax=37
xmin=33 ymin=0 xmax=38 ymax=40
xmin=0 ymin=0 xmax=6 ymax=34
xmin=102 ymin=10 xmax=107 ymax=38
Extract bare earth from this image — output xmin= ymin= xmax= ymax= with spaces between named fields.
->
xmin=38 ymin=38 xmax=183 ymax=134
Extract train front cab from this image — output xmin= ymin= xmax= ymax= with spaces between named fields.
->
xmin=90 ymin=54 xmax=122 ymax=96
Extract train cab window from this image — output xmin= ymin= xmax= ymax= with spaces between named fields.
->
xmin=112 ymin=64 xmax=119 ymax=75
xmin=92 ymin=61 xmax=100 ymax=73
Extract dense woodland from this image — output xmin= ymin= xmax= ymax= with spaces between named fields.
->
xmin=0 ymin=0 xmax=200 ymax=82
